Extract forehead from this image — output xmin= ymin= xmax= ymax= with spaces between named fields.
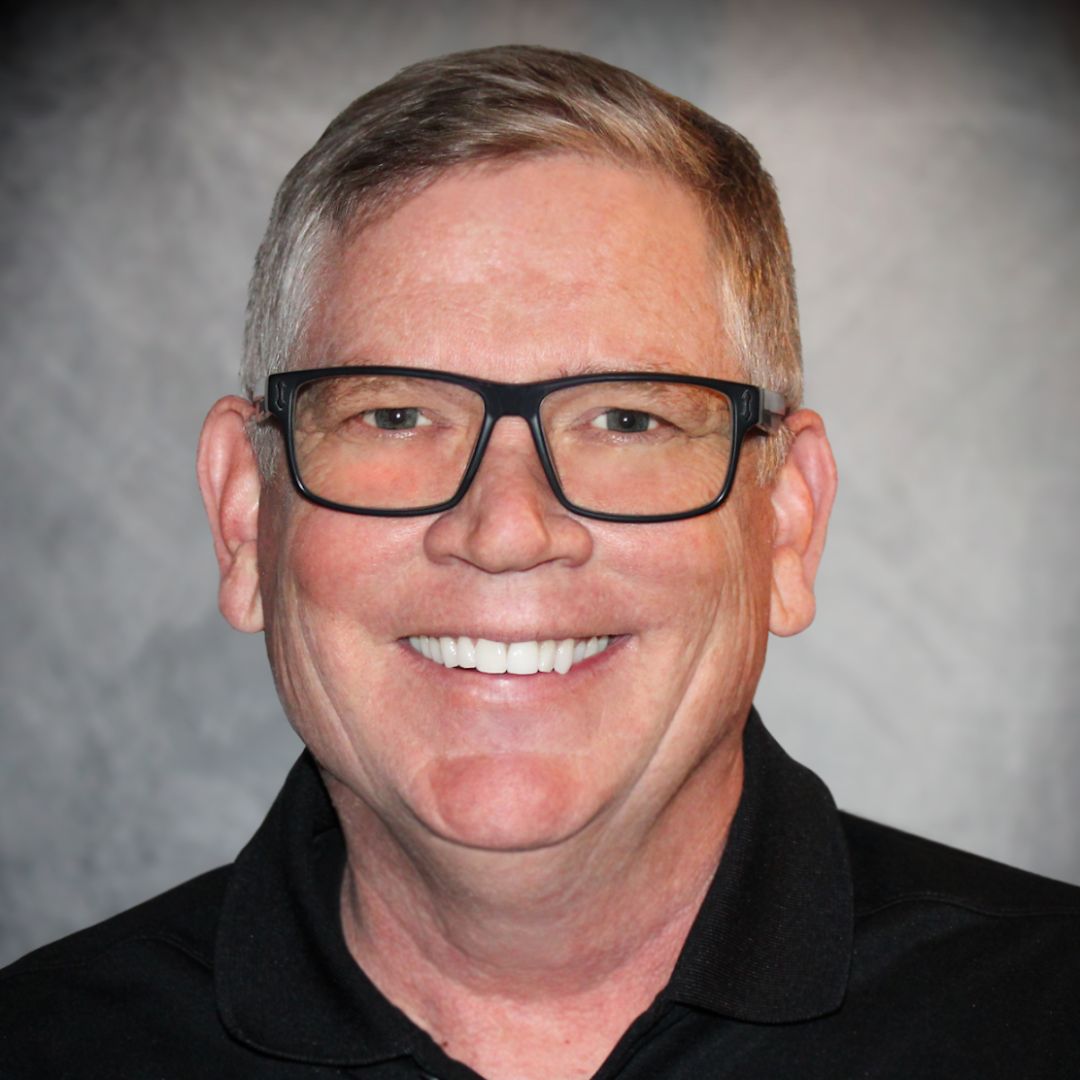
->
xmin=310 ymin=155 xmax=731 ymax=380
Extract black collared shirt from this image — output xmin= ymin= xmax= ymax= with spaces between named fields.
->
xmin=3 ymin=713 xmax=1079 ymax=1078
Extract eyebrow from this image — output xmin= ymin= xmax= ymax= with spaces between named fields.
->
xmin=321 ymin=355 xmax=693 ymax=379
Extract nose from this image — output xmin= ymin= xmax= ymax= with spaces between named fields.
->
xmin=423 ymin=418 xmax=594 ymax=573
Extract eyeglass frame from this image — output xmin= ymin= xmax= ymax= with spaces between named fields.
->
xmin=253 ymin=365 xmax=788 ymax=524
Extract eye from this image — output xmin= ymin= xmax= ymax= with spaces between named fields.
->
xmin=590 ymin=409 xmax=659 ymax=433
xmin=360 ymin=407 xmax=432 ymax=430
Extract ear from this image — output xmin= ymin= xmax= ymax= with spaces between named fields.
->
xmin=196 ymin=396 xmax=265 ymax=633
xmin=768 ymin=409 xmax=838 ymax=637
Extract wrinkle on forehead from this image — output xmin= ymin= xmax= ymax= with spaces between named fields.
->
xmin=305 ymin=155 xmax=735 ymax=381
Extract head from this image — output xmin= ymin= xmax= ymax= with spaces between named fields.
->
xmin=199 ymin=47 xmax=835 ymax=862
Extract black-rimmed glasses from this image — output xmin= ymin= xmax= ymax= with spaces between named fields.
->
xmin=254 ymin=367 xmax=787 ymax=523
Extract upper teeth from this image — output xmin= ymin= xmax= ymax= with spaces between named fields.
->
xmin=407 ymin=635 xmax=611 ymax=675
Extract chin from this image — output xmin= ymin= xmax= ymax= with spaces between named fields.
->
xmin=411 ymin=751 xmax=605 ymax=851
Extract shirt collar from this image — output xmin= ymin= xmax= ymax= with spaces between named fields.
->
xmin=666 ymin=711 xmax=853 ymax=1021
xmin=215 ymin=710 xmax=853 ymax=1065
xmin=215 ymin=753 xmax=420 ymax=1067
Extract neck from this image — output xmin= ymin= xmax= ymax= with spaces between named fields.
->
xmin=324 ymin=737 xmax=744 ymax=1079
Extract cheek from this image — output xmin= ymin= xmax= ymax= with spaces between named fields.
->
xmin=259 ymin=499 xmax=428 ymax=736
xmin=258 ymin=504 xmax=435 ymax=789
xmin=680 ymin=497 xmax=775 ymax=685
xmin=612 ymin=511 xmax=767 ymax=634
xmin=278 ymin=504 xmax=427 ymax=630
xmin=603 ymin=498 xmax=774 ymax=728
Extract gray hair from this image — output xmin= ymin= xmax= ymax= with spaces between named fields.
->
xmin=242 ymin=45 xmax=801 ymax=475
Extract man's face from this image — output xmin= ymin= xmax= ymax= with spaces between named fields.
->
xmin=257 ymin=156 xmax=776 ymax=853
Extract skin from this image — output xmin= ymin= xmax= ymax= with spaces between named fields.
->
xmin=198 ymin=155 xmax=837 ymax=1080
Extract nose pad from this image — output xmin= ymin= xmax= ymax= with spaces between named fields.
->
xmin=423 ymin=418 xmax=593 ymax=572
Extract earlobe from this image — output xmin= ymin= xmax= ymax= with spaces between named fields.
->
xmin=768 ymin=410 xmax=838 ymax=638
xmin=196 ymin=396 xmax=265 ymax=633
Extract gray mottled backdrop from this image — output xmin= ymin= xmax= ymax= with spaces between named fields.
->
xmin=2 ymin=0 xmax=1078 ymax=964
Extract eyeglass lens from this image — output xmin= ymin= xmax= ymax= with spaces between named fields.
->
xmin=291 ymin=374 xmax=735 ymax=516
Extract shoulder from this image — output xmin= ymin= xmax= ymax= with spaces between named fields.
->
xmin=841 ymin=811 xmax=1080 ymax=919
xmin=838 ymin=813 xmax=1080 ymax=1074
xmin=1 ymin=864 xmax=230 ymax=981
xmin=0 ymin=866 xmax=231 ymax=1076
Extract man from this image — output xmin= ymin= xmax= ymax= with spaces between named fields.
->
xmin=1 ymin=45 xmax=1077 ymax=1080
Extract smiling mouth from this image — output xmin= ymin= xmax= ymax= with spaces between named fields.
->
xmin=406 ymin=635 xmax=613 ymax=675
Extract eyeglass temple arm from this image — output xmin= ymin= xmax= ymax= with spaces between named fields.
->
xmin=250 ymin=380 xmax=279 ymax=422
xmin=757 ymin=389 xmax=788 ymax=434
